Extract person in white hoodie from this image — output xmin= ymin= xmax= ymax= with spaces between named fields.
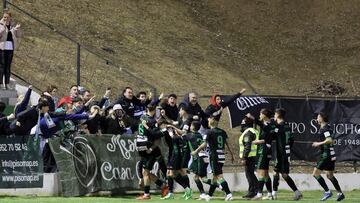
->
xmin=0 ymin=11 xmax=21 ymax=89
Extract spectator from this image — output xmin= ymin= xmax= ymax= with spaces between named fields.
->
xmin=0 ymin=11 xmax=21 ymax=90
xmin=113 ymin=87 xmax=143 ymax=131
xmin=14 ymin=97 xmax=64 ymax=136
xmin=39 ymin=104 xmax=91 ymax=139
xmin=160 ymin=94 xmax=179 ymax=124
xmin=56 ymin=96 xmax=73 ymax=113
xmin=101 ymin=88 xmax=112 ymax=110
xmin=101 ymin=104 xmax=127 ymax=135
xmin=134 ymin=91 xmax=164 ymax=120
xmin=72 ymin=97 xmax=84 ymax=113
xmin=69 ymin=85 xmax=78 ymax=99
xmin=82 ymin=90 xmax=92 ymax=103
xmin=205 ymin=89 xmax=246 ymax=123
xmin=179 ymin=92 xmax=206 ymax=126
xmin=0 ymin=112 xmax=14 ymax=135
xmin=114 ymin=87 xmax=140 ymax=117
xmin=86 ymin=105 xmax=101 ymax=135
xmin=56 ymin=85 xmax=79 ymax=112
xmin=44 ymin=85 xmax=59 ymax=108
xmin=41 ymin=93 xmax=56 ymax=113
xmin=134 ymin=91 xmax=152 ymax=120
xmin=81 ymin=89 xmax=110 ymax=111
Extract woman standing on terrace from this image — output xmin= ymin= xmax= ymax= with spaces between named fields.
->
xmin=0 ymin=11 xmax=21 ymax=90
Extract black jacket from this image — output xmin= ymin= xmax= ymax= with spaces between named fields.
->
xmin=113 ymin=96 xmax=142 ymax=118
xmin=161 ymin=103 xmax=179 ymax=121
xmin=101 ymin=116 xmax=126 ymax=135
xmin=86 ymin=114 xmax=101 ymax=134
xmin=179 ymin=94 xmax=205 ymax=122
xmin=205 ymin=93 xmax=241 ymax=121
xmin=0 ymin=116 xmax=12 ymax=135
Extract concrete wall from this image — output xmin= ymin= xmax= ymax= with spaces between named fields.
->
xmin=176 ymin=172 xmax=360 ymax=192
xmin=0 ymin=78 xmax=41 ymax=107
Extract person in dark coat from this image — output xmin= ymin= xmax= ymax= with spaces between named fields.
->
xmin=205 ymin=89 xmax=246 ymax=122
xmin=113 ymin=87 xmax=143 ymax=132
xmin=179 ymin=92 xmax=205 ymax=127
xmin=0 ymin=113 xmax=14 ymax=135
xmin=12 ymin=97 xmax=64 ymax=136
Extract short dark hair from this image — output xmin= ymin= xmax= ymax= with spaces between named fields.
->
xmin=41 ymin=93 xmax=52 ymax=101
xmin=318 ymin=111 xmax=329 ymax=123
xmin=191 ymin=121 xmax=201 ymax=131
xmin=275 ymin=108 xmax=286 ymax=118
xmin=38 ymin=99 xmax=50 ymax=109
xmin=0 ymin=101 xmax=6 ymax=113
xmin=70 ymin=85 xmax=77 ymax=90
xmin=137 ymin=91 xmax=147 ymax=98
xmin=241 ymin=116 xmax=254 ymax=128
xmin=122 ymin=87 xmax=133 ymax=94
xmin=168 ymin=94 xmax=177 ymax=99
xmin=84 ymin=90 xmax=91 ymax=94
xmin=179 ymin=104 xmax=189 ymax=113
xmin=260 ymin=108 xmax=273 ymax=118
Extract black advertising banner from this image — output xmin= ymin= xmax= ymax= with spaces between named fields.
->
xmin=225 ymin=96 xmax=360 ymax=162
xmin=0 ymin=135 xmax=43 ymax=188
xmin=49 ymin=134 xmax=163 ymax=197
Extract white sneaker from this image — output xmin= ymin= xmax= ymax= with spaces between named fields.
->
xmin=204 ymin=195 xmax=211 ymax=202
xmin=262 ymin=195 xmax=274 ymax=200
xmin=251 ymin=194 xmax=262 ymax=201
xmin=225 ymin=193 xmax=233 ymax=201
xmin=272 ymin=191 xmax=277 ymax=200
xmin=199 ymin=193 xmax=207 ymax=200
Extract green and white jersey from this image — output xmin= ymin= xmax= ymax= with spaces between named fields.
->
xmin=206 ymin=127 xmax=228 ymax=163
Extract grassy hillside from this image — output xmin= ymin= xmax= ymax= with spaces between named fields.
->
xmin=9 ymin=0 xmax=360 ymax=97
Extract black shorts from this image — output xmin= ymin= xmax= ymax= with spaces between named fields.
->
xmin=274 ymin=157 xmax=290 ymax=174
xmin=181 ymin=151 xmax=191 ymax=169
xmin=210 ymin=159 xmax=224 ymax=176
xmin=139 ymin=148 xmax=162 ymax=171
xmin=141 ymin=154 xmax=157 ymax=170
xmin=190 ymin=157 xmax=208 ymax=177
xmin=316 ymin=157 xmax=335 ymax=171
xmin=257 ymin=154 xmax=271 ymax=170
xmin=167 ymin=152 xmax=182 ymax=170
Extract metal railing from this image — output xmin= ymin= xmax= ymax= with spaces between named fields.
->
xmin=3 ymin=0 xmax=157 ymax=96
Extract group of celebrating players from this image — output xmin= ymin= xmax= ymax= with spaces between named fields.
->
xmin=134 ymin=90 xmax=345 ymax=202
